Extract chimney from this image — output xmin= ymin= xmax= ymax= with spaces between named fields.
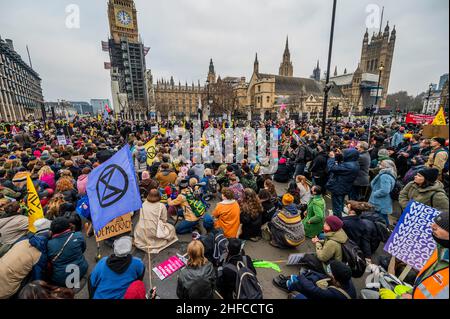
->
xmin=5 ymin=39 xmax=14 ymax=50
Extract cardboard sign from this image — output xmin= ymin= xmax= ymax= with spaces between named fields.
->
xmin=152 ymin=255 xmax=186 ymax=280
xmin=286 ymin=253 xmax=306 ymax=266
xmin=422 ymin=125 xmax=449 ymax=139
xmin=57 ymin=135 xmax=67 ymax=145
xmin=95 ymin=213 xmax=132 ymax=242
xmin=151 ymin=126 xmax=159 ymax=134
xmin=384 ymin=201 xmax=440 ymax=271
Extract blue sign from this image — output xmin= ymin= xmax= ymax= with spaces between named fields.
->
xmin=384 ymin=201 xmax=440 ymax=271
xmin=87 ymin=145 xmax=142 ymax=233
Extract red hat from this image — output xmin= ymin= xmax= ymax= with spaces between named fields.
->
xmin=164 ymin=186 xmax=172 ymax=196
xmin=123 ymin=281 xmax=146 ymax=299
xmin=325 ymin=216 xmax=344 ymax=232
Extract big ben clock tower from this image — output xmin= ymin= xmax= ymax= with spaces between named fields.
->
xmin=108 ymin=0 xmax=139 ymax=43
xmin=104 ymin=0 xmax=149 ymax=118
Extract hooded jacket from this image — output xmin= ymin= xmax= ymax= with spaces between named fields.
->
xmin=368 ymin=168 xmax=396 ymax=215
xmin=270 ymin=204 xmax=305 ymax=248
xmin=353 ymin=150 xmax=371 ymax=187
xmin=177 ymin=261 xmax=215 ymax=299
xmin=315 ymin=229 xmax=348 ymax=263
xmin=303 ymin=195 xmax=325 ymax=238
xmin=155 ymin=169 xmax=177 ymax=188
xmin=212 ymin=199 xmax=241 ymax=238
xmin=89 ymin=255 xmax=145 ymax=299
xmin=326 ymin=149 xmax=360 ymax=195
xmin=76 ymin=174 xmax=89 ymax=195
xmin=399 ymin=181 xmax=449 ymax=213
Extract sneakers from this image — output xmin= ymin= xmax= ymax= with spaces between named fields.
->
xmin=272 ymin=275 xmax=290 ymax=293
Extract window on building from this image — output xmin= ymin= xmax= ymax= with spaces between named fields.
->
xmin=258 ymin=85 xmax=261 ymax=92
xmin=266 ymin=96 xmax=270 ymax=103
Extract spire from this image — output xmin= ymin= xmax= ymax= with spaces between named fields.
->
xmin=334 ymin=66 xmax=338 ymax=76
xmin=209 ymin=58 xmax=215 ymax=74
xmin=317 ymin=60 xmax=320 ymax=69
xmin=344 ymin=68 xmax=347 ymax=74
xmin=279 ymin=36 xmax=293 ymax=77
xmin=254 ymin=52 xmax=259 ymax=74
xmin=285 ymin=35 xmax=289 ymax=51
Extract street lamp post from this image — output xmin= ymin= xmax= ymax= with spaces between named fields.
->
xmin=368 ymin=62 xmax=384 ymax=143
xmin=426 ymin=83 xmax=433 ymax=114
xmin=322 ymin=0 xmax=337 ymax=136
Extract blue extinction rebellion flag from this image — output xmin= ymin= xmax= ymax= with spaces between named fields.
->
xmin=87 ymin=145 xmax=142 ymax=233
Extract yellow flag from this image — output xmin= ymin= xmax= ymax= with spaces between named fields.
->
xmin=144 ymin=138 xmax=157 ymax=166
xmin=432 ymin=107 xmax=447 ymax=125
xmin=160 ymin=127 xmax=167 ymax=135
xmin=26 ymin=175 xmax=44 ymax=233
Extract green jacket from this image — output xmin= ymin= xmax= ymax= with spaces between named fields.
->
xmin=302 ymin=195 xmax=325 ymax=238
xmin=315 ymin=229 xmax=348 ymax=263
xmin=399 ymin=181 xmax=449 ymax=213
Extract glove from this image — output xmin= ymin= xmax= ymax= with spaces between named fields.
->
xmin=394 ymin=285 xmax=412 ymax=296
xmin=379 ymin=288 xmax=398 ymax=299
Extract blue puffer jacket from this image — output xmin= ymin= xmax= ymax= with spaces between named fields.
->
xmin=47 ymin=231 xmax=88 ymax=287
xmin=28 ymin=231 xmax=51 ymax=281
xmin=368 ymin=169 xmax=395 ymax=215
xmin=326 ymin=149 xmax=360 ymax=195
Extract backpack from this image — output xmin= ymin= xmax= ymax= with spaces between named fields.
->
xmin=434 ymin=148 xmax=450 ymax=173
xmin=200 ymin=228 xmax=229 ymax=267
xmin=304 ymin=145 xmax=314 ymax=163
xmin=223 ymin=258 xmax=263 ymax=299
xmin=340 ymin=239 xmax=367 ymax=278
xmin=137 ymin=148 xmax=147 ymax=164
xmin=184 ymin=191 xmax=207 ymax=218
xmin=383 ymin=173 xmax=403 ymax=201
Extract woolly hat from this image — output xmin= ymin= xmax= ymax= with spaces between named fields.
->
xmin=431 ymin=137 xmax=446 ymax=147
xmin=282 ymin=193 xmax=294 ymax=206
xmin=330 ymin=260 xmax=352 ymax=283
xmin=50 ymin=217 xmax=71 ymax=235
xmin=12 ymin=172 xmax=28 ymax=183
xmin=113 ymin=236 xmax=133 ymax=257
xmin=34 ymin=218 xmax=51 ymax=233
xmin=325 ymin=215 xmax=344 ymax=232
xmin=279 ymin=157 xmax=287 ymax=165
xmin=434 ymin=211 xmax=449 ymax=233
xmin=141 ymin=171 xmax=150 ymax=180
xmin=417 ymin=168 xmax=439 ymax=184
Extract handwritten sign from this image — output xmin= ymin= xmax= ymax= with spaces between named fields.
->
xmin=57 ymin=135 xmax=67 ymax=145
xmin=152 ymin=255 xmax=186 ymax=280
xmin=95 ymin=213 xmax=132 ymax=242
xmin=151 ymin=126 xmax=159 ymax=134
xmin=384 ymin=201 xmax=440 ymax=271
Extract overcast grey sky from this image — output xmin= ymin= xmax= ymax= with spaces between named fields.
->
xmin=1 ymin=0 xmax=448 ymax=103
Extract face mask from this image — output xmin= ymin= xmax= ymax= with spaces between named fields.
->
xmin=433 ymin=234 xmax=449 ymax=248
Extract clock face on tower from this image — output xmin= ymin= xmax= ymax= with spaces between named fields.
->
xmin=116 ymin=10 xmax=132 ymax=26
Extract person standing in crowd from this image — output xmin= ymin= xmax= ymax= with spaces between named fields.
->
xmin=403 ymin=155 xmax=426 ymax=185
xmin=89 ymin=236 xmax=146 ymax=299
xmin=309 ymin=144 xmax=328 ymax=192
xmin=326 ymin=148 xmax=360 ymax=219
xmin=391 ymin=126 xmax=405 ymax=148
xmin=302 ymin=186 xmax=326 ymax=239
xmin=399 ymin=168 xmax=449 ymax=213
xmin=368 ymin=160 xmax=397 ymax=226
xmin=351 ymin=141 xmax=371 ymax=201
xmin=176 ymin=240 xmax=215 ymax=299
xmin=426 ymin=137 xmax=448 ymax=177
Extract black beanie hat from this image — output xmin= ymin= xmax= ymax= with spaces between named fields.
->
xmin=417 ymin=168 xmax=440 ymax=184
xmin=330 ymin=260 xmax=352 ymax=283
xmin=432 ymin=137 xmax=446 ymax=147
xmin=50 ymin=217 xmax=71 ymax=234
xmin=227 ymin=238 xmax=242 ymax=257
xmin=434 ymin=211 xmax=449 ymax=233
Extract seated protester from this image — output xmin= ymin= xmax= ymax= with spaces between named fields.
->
xmin=267 ymin=194 xmax=305 ymax=249
xmin=309 ymin=216 xmax=348 ymax=272
xmin=0 ymin=201 xmax=29 ymax=257
xmin=217 ymin=238 xmax=257 ymax=299
xmin=18 ymin=280 xmax=75 ymax=299
xmin=0 ymin=218 xmax=51 ymax=299
xmin=240 ymin=166 xmax=258 ymax=192
xmin=139 ymin=171 xmax=158 ymax=200
xmin=199 ymin=168 xmax=213 ymax=193
xmin=264 ymin=179 xmax=281 ymax=208
xmin=123 ymin=280 xmax=152 ymax=300
xmin=274 ymin=260 xmax=356 ymax=300
xmin=302 ymin=186 xmax=326 ymax=239
xmin=190 ymin=160 xmax=205 ymax=180
xmin=176 ymin=240 xmax=215 ymax=299
xmin=286 ymin=180 xmax=301 ymax=205
xmin=399 ymin=168 xmax=449 ymax=213
xmin=239 ymin=189 xmax=264 ymax=241
xmin=273 ymin=157 xmax=291 ymax=183
xmin=0 ymin=183 xmax=22 ymax=200
xmin=64 ymin=160 xmax=80 ymax=180
xmin=134 ymin=189 xmax=178 ymax=253
xmin=76 ymin=167 xmax=91 ymax=196
xmin=47 ymin=217 xmax=88 ymax=287
xmin=342 ymin=201 xmax=372 ymax=259
xmin=155 ymin=163 xmax=178 ymax=188
xmin=89 ymin=236 xmax=146 ymax=299
xmin=55 ymin=177 xmax=78 ymax=204
xmin=44 ymin=194 xmax=68 ymax=220
xmin=296 ymin=175 xmax=312 ymax=205
xmin=168 ymin=179 xmax=213 ymax=235
xmin=212 ymin=188 xmax=241 ymax=238
xmin=38 ymin=166 xmax=56 ymax=190
xmin=403 ymin=155 xmax=426 ymax=185
xmin=228 ymin=174 xmax=244 ymax=202
xmin=258 ymin=189 xmax=277 ymax=225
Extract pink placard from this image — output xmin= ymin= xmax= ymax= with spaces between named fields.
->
xmin=152 ymin=256 xmax=186 ymax=280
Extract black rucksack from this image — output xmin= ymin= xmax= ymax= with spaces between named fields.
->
xmin=200 ymin=228 xmax=229 ymax=267
xmin=340 ymin=239 xmax=367 ymax=278
xmin=223 ymin=258 xmax=263 ymax=299
xmin=383 ymin=173 xmax=403 ymax=201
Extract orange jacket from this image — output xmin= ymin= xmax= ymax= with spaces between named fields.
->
xmin=212 ymin=200 xmax=240 ymax=238
xmin=413 ymin=248 xmax=449 ymax=299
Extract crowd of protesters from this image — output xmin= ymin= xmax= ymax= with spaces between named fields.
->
xmin=0 ymin=116 xmax=448 ymax=300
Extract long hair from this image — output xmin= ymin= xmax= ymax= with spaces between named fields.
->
xmin=296 ymin=175 xmax=310 ymax=191
xmin=187 ymin=240 xmax=208 ymax=268
xmin=55 ymin=177 xmax=74 ymax=192
xmin=240 ymin=188 xmax=263 ymax=219
xmin=18 ymin=280 xmax=74 ymax=299
xmin=38 ymin=166 xmax=53 ymax=179
xmin=46 ymin=194 xmax=66 ymax=220
xmin=264 ymin=179 xmax=277 ymax=198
